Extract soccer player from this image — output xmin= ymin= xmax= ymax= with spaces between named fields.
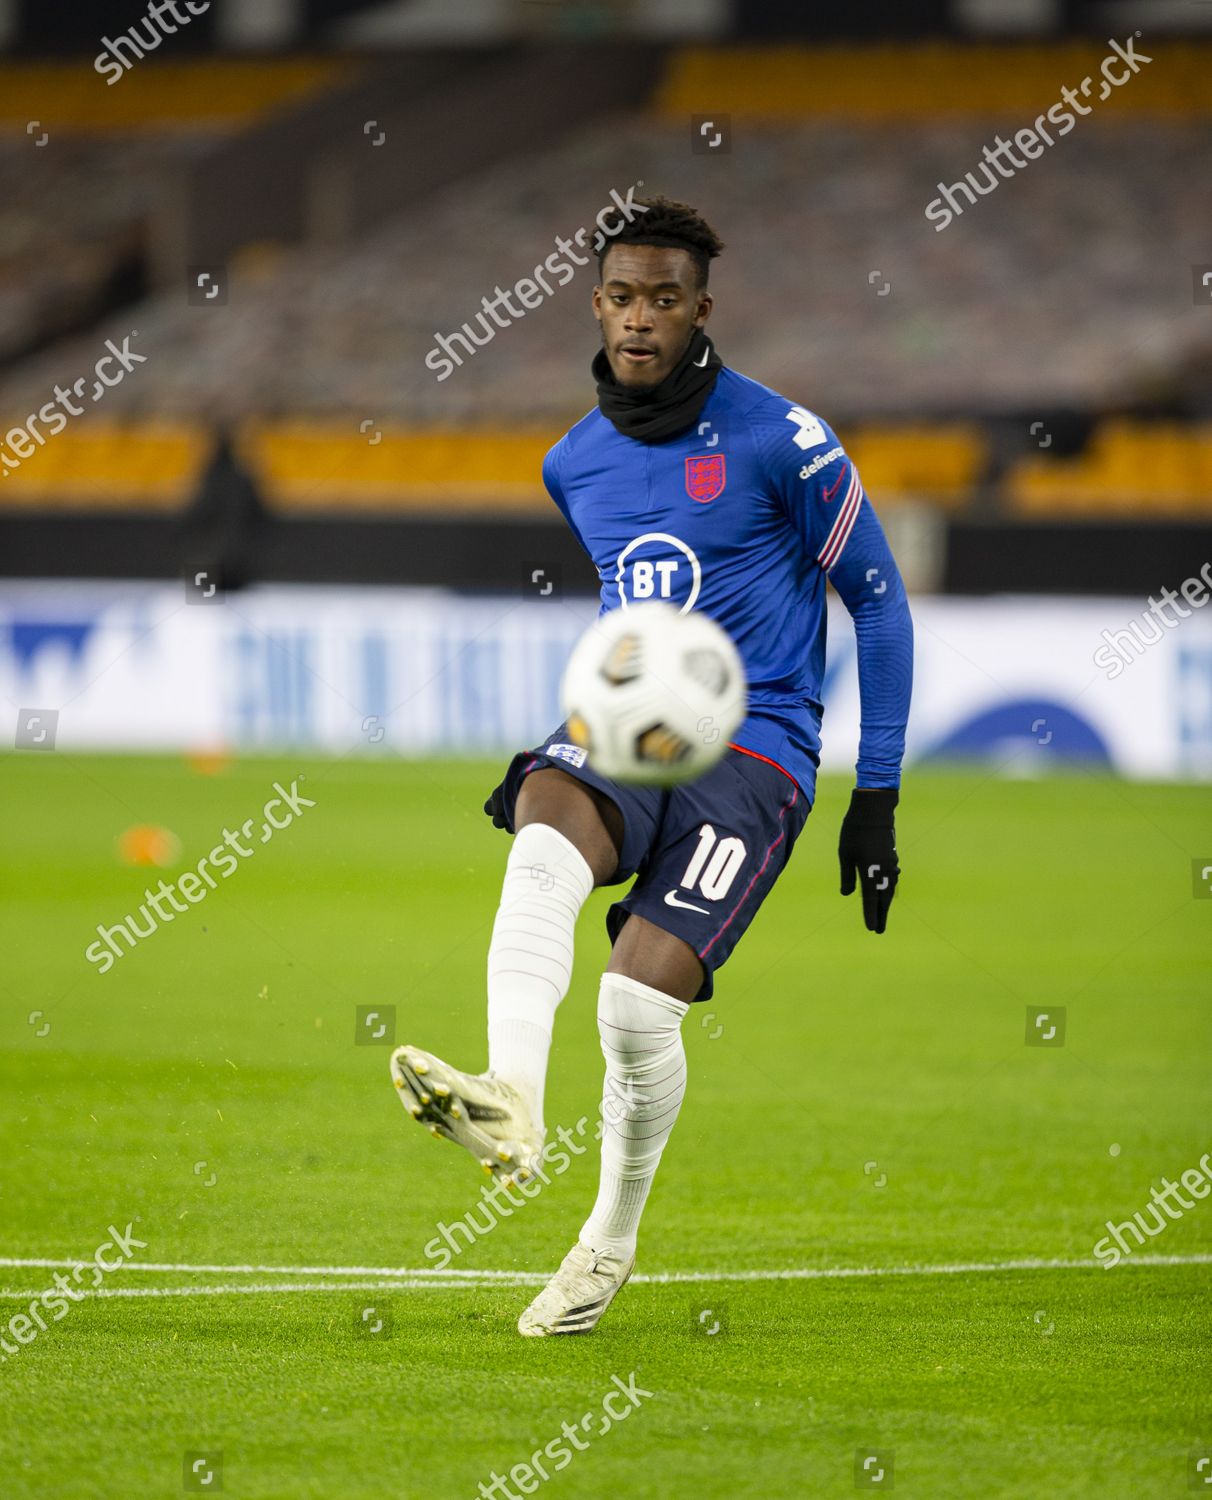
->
xmin=391 ymin=197 xmax=913 ymax=1335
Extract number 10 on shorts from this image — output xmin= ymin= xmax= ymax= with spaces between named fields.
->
xmin=680 ymin=824 xmax=747 ymax=902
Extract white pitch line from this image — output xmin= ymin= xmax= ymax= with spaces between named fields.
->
xmin=0 ymin=1281 xmax=479 ymax=1300
xmin=0 ymin=1250 xmax=1208 ymax=1301
xmin=636 ymin=1251 xmax=1212 ymax=1283
xmin=0 ymin=1258 xmax=542 ymax=1281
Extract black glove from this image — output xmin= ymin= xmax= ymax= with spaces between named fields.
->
xmin=838 ymin=788 xmax=900 ymax=934
xmin=483 ymin=779 xmax=509 ymax=829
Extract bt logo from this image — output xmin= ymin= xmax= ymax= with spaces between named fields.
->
xmin=615 ymin=532 xmax=702 ymax=612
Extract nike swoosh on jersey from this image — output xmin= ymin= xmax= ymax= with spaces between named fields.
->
xmin=822 ymin=463 xmax=848 ymax=503
xmin=664 ymin=889 xmax=710 ymax=914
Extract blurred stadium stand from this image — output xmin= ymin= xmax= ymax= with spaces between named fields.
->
xmin=1 ymin=6 xmax=1210 ymax=593
xmin=4 ymin=0 xmax=1210 ymax=49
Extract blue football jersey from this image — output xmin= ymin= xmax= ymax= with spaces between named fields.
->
xmin=543 ymin=366 xmax=914 ymax=799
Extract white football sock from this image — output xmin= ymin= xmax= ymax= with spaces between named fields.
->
xmin=486 ymin=821 xmax=594 ymax=1130
xmin=580 ymin=972 xmax=688 ymax=1259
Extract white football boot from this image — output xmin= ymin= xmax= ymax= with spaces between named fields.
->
xmin=390 ymin=1044 xmax=544 ymax=1187
xmin=517 ymin=1241 xmax=636 ymax=1337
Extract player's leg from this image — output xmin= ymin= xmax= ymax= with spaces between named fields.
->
xmin=483 ymin=767 xmax=621 ymax=1133
xmin=392 ymin=767 xmax=617 ymax=1179
xmin=392 ymin=740 xmax=658 ymax=1188
xmin=579 ymin=916 xmax=700 ymax=1248
xmin=518 ymin=748 xmax=809 ymax=1335
xmin=605 ymin=911 xmax=703 ymax=999
xmin=517 ymin=917 xmax=698 ymax=1337
xmin=514 ymin=765 xmax=624 ymax=877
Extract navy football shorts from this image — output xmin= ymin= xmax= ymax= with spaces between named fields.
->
xmin=495 ymin=723 xmax=811 ymax=1002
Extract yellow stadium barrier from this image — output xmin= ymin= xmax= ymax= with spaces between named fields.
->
xmin=7 ymin=419 xmax=1206 ymax=519
xmin=0 ymin=424 xmax=209 ymax=511
xmin=1006 ymin=421 xmax=1212 ymax=516
xmin=243 ymin=425 xmax=563 ymax=513
xmin=0 ymin=421 xmax=987 ymax=515
xmin=845 ymin=425 xmax=985 ymax=508
xmin=0 ymin=61 xmax=348 ymax=132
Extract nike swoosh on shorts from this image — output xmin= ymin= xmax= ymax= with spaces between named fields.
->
xmin=664 ymin=890 xmax=710 ymax=914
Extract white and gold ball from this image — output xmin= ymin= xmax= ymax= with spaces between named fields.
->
xmin=560 ymin=602 xmax=747 ymax=786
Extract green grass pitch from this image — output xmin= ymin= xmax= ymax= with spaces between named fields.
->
xmin=1 ymin=752 xmax=1208 ymax=1499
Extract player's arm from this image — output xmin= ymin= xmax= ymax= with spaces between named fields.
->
xmin=826 ymin=496 xmax=913 ymax=933
xmin=761 ymin=405 xmax=913 ymax=931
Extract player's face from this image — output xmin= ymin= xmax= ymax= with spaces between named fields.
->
xmin=593 ymin=245 xmax=712 ymax=389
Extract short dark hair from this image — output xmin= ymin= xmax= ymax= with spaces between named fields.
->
xmin=597 ymin=195 xmax=724 ymax=289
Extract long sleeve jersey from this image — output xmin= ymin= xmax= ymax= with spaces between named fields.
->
xmin=543 ymin=366 xmax=913 ymax=800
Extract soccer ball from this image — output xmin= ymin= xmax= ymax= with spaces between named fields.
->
xmin=560 ymin=603 xmax=747 ymax=785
